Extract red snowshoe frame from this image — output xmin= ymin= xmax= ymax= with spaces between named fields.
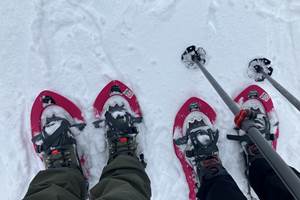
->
xmin=93 ymin=80 xmax=142 ymax=119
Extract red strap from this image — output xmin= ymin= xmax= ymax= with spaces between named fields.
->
xmin=234 ymin=109 xmax=249 ymax=128
xmin=119 ymin=137 xmax=128 ymax=143
xmin=51 ymin=149 xmax=60 ymax=155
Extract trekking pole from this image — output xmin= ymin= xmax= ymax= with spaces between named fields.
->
xmin=181 ymin=46 xmax=300 ymax=200
xmin=247 ymin=57 xmax=300 ymax=112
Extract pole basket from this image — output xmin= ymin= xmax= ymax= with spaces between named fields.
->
xmin=247 ymin=58 xmax=273 ymax=82
xmin=181 ymin=45 xmax=206 ymax=69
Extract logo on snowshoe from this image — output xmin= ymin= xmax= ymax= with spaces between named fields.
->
xmin=123 ymin=88 xmax=133 ymax=99
xmin=260 ymin=92 xmax=270 ymax=102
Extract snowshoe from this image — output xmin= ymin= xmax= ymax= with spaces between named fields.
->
xmin=30 ymin=91 xmax=86 ymax=171
xmin=93 ymin=80 xmax=145 ymax=164
xmin=173 ymin=97 xmax=226 ymax=200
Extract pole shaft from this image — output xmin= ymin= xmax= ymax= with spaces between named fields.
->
xmin=242 ymin=121 xmax=300 ymax=200
xmin=262 ymin=71 xmax=300 ymax=112
xmin=194 ymin=60 xmax=300 ymax=200
xmin=195 ymin=60 xmax=240 ymax=115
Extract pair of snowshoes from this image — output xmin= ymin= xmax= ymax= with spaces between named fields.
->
xmin=173 ymin=85 xmax=279 ymax=200
xmin=30 ymin=80 xmax=144 ymax=175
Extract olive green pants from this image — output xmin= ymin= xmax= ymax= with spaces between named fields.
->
xmin=24 ymin=155 xmax=151 ymax=200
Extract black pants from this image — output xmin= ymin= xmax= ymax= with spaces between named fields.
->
xmin=198 ymin=158 xmax=299 ymax=200
xmin=24 ymin=156 xmax=298 ymax=200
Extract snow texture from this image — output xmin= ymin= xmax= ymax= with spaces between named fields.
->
xmin=1 ymin=0 xmax=300 ymax=199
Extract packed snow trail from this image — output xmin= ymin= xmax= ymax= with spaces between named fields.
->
xmin=1 ymin=0 xmax=300 ymax=199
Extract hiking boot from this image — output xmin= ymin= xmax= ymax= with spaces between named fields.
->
xmin=32 ymin=114 xmax=83 ymax=170
xmin=104 ymin=104 xmax=143 ymax=163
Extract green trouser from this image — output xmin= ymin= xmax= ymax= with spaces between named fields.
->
xmin=24 ymin=155 xmax=151 ymax=200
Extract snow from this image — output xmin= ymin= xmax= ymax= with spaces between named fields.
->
xmin=41 ymin=105 xmax=74 ymax=125
xmin=101 ymin=95 xmax=135 ymax=117
xmin=1 ymin=0 xmax=300 ymax=199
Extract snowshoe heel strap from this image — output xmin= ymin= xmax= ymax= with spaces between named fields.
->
xmin=174 ymin=135 xmax=188 ymax=145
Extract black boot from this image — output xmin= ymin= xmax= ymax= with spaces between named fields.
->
xmin=32 ymin=115 xmax=83 ymax=171
xmin=104 ymin=104 xmax=144 ymax=164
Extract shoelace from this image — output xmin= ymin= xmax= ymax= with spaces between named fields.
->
xmin=45 ymin=149 xmax=72 ymax=168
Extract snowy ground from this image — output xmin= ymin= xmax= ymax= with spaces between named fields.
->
xmin=1 ymin=0 xmax=300 ymax=199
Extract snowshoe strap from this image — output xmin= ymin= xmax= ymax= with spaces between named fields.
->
xmin=32 ymin=117 xmax=85 ymax=153
xmin=174 ymin=127 xmax=220 ymax=173
xmin=104 ymin=105 xmax=142 ymax=136
xmin=175 ymin=128 xmax=219 ymax=157
xmin=192 ymin=129 xmax=218 ymax=151
xmin=233 ymin=109 xmax=274 ymax=141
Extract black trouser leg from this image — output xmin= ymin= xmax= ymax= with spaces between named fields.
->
xmin=197 ymin=173 xmax=247 ymax=200
xmin=23 ymin=168 xmax=87 ymax=200
xmin=249 ymin=158 xmax=300 ymax=200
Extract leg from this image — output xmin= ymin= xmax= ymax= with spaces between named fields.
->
xmin=24 ymin=168 xmax=87 ymax=200
xmin=197 ymin=173 xmax=247 ymax=200
xmin=249 ymin=158 xmax=300 ymax=200
xmin=90 ymin=155 xmax=151 ymax=200
xmin=90 ymin=82 xmax=151 ymax=200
